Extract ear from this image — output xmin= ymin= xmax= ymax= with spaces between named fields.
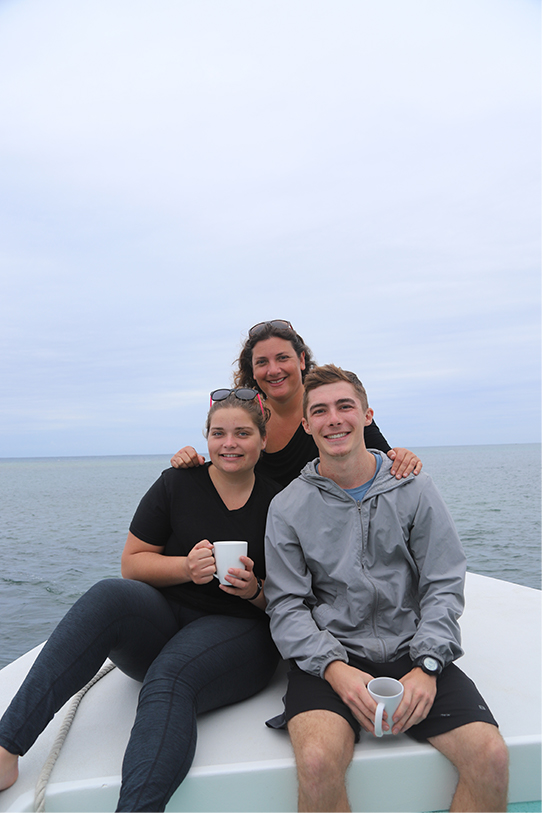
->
xmin=364 ymin=408 xmax=374 ymax=426
xmin=299 ymin=351 xmax=306 ymax=371
xmin=302 ymin=416 xmax=311 ymax=435
xmin=261 ymin=434 xmax=267 ymax=451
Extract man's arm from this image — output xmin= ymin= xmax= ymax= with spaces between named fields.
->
xmin=407 ymin=475 xmax=466 ymax=669
xmin=264 ymin=500 xmax=349 ymax=679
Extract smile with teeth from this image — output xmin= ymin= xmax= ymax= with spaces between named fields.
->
xmin=267 ymin=377 xmax=286 ymax=385
xmin=326 ymin=432 xmax=349 ymax=440
xmin=221 ymin=453 xmax=243 ymax=458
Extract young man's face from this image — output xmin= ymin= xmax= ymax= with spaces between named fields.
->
xmin=302 ymin=381 xmax=374 ymax=461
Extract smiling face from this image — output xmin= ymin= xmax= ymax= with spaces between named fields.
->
xmin=251 ymin=337 xmax=305 ymax=402
xmin=207 ymin=406 xmax=266 ymax=476
xmin=302 ymin=381 xmax=374 ymax=461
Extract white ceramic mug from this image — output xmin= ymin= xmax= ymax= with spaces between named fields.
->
xmin=212 ymin=541 xmax=248 ymax=585
xmin=367 ymin=676 xmax=404 ymax=737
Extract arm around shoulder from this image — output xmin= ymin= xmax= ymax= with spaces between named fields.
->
xmin=170 ymin=446 xmax=205 ymax=469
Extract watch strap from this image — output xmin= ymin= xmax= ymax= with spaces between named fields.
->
xmin=247 ymin=577 xmax=263 ymax=601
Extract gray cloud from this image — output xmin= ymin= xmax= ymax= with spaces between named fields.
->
xmin=0 ymin=0 xmax=539 ymax=457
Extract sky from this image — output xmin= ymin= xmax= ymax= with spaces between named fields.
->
xmin=0 ymin=0 xmax=540 ymax=458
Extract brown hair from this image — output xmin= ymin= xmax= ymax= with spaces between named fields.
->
xmin=303 ymin=364 xmax=369 ymax=417
xmin=232 ymin=322 xmax=316 ymax=392
xmin=204 ymin=391 xmax=271 ymax=439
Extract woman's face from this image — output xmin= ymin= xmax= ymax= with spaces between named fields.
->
xmin=251 ymin=337 xmax=305 ymax=402
xmin=207 ymin=406 xmax=266 ymax=476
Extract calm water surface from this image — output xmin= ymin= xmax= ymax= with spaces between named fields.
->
xmin=0 ymin=444 xmax=540 ymax=670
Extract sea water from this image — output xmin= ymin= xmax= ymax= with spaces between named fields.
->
xmin=0 ymin=444 xmax=540 ymax=670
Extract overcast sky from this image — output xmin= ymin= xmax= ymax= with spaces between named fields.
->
xmin=0 ymin=0 xmax=539 ymax=458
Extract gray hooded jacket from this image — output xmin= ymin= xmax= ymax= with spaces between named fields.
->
xmin=264 ymin=452 xmax=466 ymax=679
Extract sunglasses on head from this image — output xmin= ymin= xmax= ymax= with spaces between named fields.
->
xmin=210 ymin=388 xmax=265 ymax=414
xmin=248 ymin=320 xmax=294 ymax=337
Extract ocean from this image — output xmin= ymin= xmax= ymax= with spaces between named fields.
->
xmin=0 ymin=444 xmax=540 ymax=671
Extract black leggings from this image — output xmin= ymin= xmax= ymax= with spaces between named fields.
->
xmin=0 ymin=579 xmax=279 ymax=811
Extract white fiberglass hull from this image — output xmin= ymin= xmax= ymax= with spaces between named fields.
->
xmin=0 ymin=573 xmax=540 ymax=812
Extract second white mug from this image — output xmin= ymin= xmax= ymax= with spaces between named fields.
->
xmin=367 ymin=676 xmax=404 ymax=737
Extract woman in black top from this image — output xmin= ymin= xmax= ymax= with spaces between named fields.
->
xmin=172 ymin=320 xmax=422 ymax=488
xmin=0 ymin=391 xmax=280 ymax=812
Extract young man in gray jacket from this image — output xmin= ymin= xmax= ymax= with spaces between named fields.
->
xmin=264 ymin=364 xmax=508 ymax=812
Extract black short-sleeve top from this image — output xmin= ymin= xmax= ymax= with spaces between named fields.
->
xmin=129 ymin=464 xmax=281 ymax=618
xmin=255 ymin=420 xmax=391 ymax=489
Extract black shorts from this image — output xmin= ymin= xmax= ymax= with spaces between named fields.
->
xmin=274 ymin=654 xmax=498 ymax=742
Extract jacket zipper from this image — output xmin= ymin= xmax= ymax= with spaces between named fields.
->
xmin=357 ymin=500 xmax=387 ymax=661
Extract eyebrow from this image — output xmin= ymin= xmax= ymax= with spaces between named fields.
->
xmin=308 ymin=397 xmax=356 ymax=414
xmin=210 ymin=425 xmax=255 ymax=431
xmin=253 ymin=351 xmax=290 ymax=361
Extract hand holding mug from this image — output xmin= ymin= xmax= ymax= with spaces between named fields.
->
xmin=186 ymin=540 xmax=216 ymax=584
xmin=367 ymin=677 xmax=405 ymax=737
xmin=388 ymin=668 xmax=437 ymax=734
xmin=219 ymin=555 xmax=259 ymax=600
xmin=323 ymin=661 xmax=377 ymax=732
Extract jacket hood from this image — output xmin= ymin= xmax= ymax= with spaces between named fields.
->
xmin=298 ymin=449 xmax=415 ymax=501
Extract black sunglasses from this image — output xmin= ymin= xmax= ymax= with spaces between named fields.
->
xmin=210 ymin=388 xmax=265 ymax=414
xmin=248 ymin=320 xmax=294 ymax=337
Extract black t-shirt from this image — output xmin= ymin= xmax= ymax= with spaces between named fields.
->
xmin=255 ymin=420 xmax=391 ymax=489
xmin=129 ymin=464 xmax=281 ymax=618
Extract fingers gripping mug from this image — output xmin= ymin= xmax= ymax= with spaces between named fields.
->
xmin=212 ymin=541 xmax=248 ymax=584
xmin=367 ymin=677 xmax=404 ymax=737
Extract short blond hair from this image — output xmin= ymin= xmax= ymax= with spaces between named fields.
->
xmin=303 ymin=364 xmax=369 ymax=417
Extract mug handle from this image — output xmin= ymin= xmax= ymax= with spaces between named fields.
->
xmin=374 ymin=702 xmax=385 ymax=737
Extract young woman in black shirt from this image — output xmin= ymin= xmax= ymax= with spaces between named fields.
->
xmin=0 ymin=391 xmax=280 ymax=812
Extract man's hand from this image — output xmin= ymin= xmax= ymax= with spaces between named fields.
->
xmin=324 ymin=661 xmax=377 ymax=733
xmin=392 ymin=668 xmax=437 ymax=734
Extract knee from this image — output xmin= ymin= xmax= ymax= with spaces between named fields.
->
xmin=84 ymin=578 xmax=155 ymax=608
xmin=295 ymin=740 xmax=347 ymax=792
xmin=480 ymin=729 xmax=509 ymax=785
xmin=464 ymin=727 xmax=509 ymax=792
xmin=82 ymin=578 xmax=123 ymax=601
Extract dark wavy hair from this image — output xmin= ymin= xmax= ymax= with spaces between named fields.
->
xmin=204 ymin=391 xmax=271 ymax=439
xmin=232 ymin=322 xmax=316 ymax=392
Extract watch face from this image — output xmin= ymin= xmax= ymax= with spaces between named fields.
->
xmin=423 ymin=657 xmax=439 ymax=672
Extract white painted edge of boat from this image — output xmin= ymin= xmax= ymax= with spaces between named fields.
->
xmin=0 ymin=573 xmax=540 ymax=812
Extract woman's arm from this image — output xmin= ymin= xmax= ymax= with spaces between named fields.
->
xmin=122 ymin=534 xmax=267 ymax=610
xmin=121 ymin=532 xmax=215 ymax=586
xmin=364 ymin=421 xmax=422 ymax=478
xmin=387 ymin=448 xmax=422 ymax=478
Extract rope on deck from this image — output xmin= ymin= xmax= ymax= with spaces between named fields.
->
xmin=34 ymin=661 xmax=117 ymax=813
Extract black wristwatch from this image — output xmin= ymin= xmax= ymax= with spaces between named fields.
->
xmin=415 ymin=656 xmax=442 ymax=676
xmin=247 ymin=577 xmax=263 ymax=601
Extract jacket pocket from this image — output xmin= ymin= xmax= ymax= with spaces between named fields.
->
xmin=312 ymin=585 xmax=349 ymax=630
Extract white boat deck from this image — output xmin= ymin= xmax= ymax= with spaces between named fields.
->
xmin=0 ymin=573 xmax=540 ymax=812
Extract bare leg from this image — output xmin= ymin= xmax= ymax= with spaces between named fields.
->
xmin=429 ymin=722 xmax=509 ymax=812
xmin=0 ymin=746 xmax=19 ymax=792
xmin=288 ymin=709 xmax=355 ymax=812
